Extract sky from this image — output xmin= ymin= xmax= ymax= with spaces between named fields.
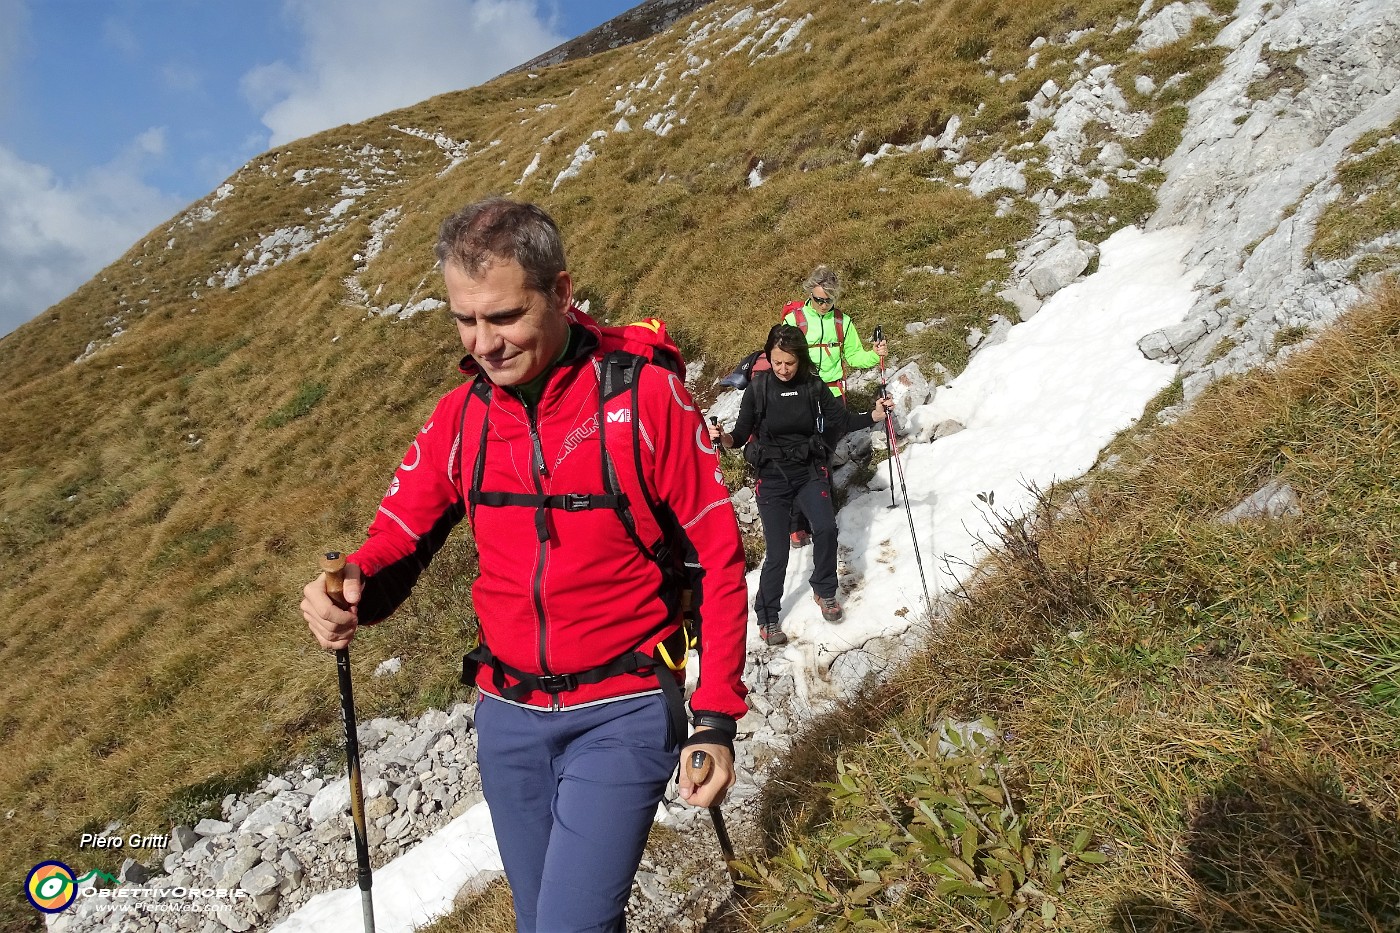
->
xmin=263 ymin=222 xmax=1203 ymax=931
xmin=0 ymin=0 xmax=641 ymax=339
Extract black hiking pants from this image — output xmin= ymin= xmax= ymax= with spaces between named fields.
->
xmin=755 ymin=462 xmax=838 ymax=625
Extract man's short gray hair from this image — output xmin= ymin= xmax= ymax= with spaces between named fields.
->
xmin=435 ymin=197 xmax=567 ymax=295
xmin=803 ymin=264 xmax=840 ymax=300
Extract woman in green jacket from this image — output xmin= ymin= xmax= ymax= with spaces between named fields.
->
xmin=780 ymin=264 xmax=888 ymax=546
xmin=781 ymin=264 xmax=888 ymax=399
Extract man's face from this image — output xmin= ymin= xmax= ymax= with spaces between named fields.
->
xmin=444 ymin=258 xmax=572 ymax=387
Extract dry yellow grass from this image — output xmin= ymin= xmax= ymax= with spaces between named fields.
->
xmin=417 ymin=879 xmax=516 ymax=933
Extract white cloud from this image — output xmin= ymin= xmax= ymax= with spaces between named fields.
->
xmin=0 ymin=137 xmax=184 ymax=337
xmin=133 ymin=126 xmax=168 ymax=156
xmin=245 ymin=0 xmax=567 ymax=147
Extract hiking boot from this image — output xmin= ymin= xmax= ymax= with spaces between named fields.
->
xmin=760 ymin=622 xmax=789 ymax=646
xmin=813 ymin=592 xmax=843 ymax=622
xmin=790 ymin=530 xmax=812 ymax=548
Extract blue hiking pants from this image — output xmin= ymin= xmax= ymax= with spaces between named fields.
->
xmin=476 ymin=692 xmax=679 ymax=933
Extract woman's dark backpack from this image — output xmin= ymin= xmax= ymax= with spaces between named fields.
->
xmin=719 ymin=348 xmax=772 ymax=389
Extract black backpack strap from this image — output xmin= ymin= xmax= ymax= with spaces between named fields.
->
xmin=600 ymin=351 xmax=674 ymax=569
xmin=601 ymin=350 xmax=693 ymax=664
xmin=754 ymin=370 xmax=769 ymax=424
xmin=467 ymin=490 xmax=627 ymax=511
xmin=462 ymin=627 xmax=688 ymax=743
xmin=463 ymin=640 xmax=650 ymax=700
xmin=463 ymin=379 xmax=494 ymax=527
xmin=743 ymin=371 xmax=772 ymax=468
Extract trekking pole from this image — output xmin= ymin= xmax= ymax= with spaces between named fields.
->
xmin=873 ymin=326 xmax=896 ymax=510
xmin=320 ymin=552 xmax=377 ymax=933
xmin=685 ymin=749 xmax=740 ymax=888
xmin=870 ymin=332 xmax=932 ymax=605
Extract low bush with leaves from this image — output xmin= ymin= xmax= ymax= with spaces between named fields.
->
xmin=740 ymin=720 xmax=1104 ymax=930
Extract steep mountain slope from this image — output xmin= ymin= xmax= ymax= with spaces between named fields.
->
xmin=1 ymin=0 xmax=1396 ymax=929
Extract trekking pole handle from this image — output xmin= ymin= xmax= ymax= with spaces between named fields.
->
xmin=686 ymin=749 xmax=740 ymax=882
xmin=321 ymin=552 xmax=348 ymax=609
xmin=873 ymin=324 xmax=889 ymax=382
xmin=686 ymin=748 xmax=715 ymax=784
xmin=708 ymin=416 xmax=727 ymax=453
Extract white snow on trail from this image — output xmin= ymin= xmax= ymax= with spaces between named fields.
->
xmin=759 ymin=225 xmax=1203 ymax=704
xmin=267 ymin=803 xmax=499 ymax=933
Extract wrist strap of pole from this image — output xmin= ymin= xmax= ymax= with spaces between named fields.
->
xmin=681 ymin=728 xmax=735 ymax=757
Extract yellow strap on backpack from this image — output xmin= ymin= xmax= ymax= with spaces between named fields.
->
xmin=655 ymin=606 xmax=696 ymax=672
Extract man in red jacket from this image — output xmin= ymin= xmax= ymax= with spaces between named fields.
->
xmin=302 ymin=198 xmax=749 ymax=933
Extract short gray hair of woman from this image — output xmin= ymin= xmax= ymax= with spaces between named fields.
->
xmin=803 ymin=264 xmax=840 ymax=301
xmin=435 ymin=197 xmax=567 ymax=296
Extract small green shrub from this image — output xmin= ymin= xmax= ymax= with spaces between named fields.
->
xmin=740 ymin=719 xmax=1105 ymax=929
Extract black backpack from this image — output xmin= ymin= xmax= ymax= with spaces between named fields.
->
xmin=718 ymin=348 xmax=772 ymax=389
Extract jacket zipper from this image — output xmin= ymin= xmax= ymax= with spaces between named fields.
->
xmin=525 ymin=403 xmax=558 ymax=710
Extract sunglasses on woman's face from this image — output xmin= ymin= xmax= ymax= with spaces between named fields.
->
xmin=811 ymin=295 xmax=833 ymax=305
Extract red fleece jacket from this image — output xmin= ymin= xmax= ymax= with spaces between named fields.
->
xmin=348 ymin=320 xmax=749 ymax=721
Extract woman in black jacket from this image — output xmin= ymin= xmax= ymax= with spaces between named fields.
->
xmin=710 ymin=325 xmax=892 ymax=645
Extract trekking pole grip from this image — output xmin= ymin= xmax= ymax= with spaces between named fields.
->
xmin=686 ymin=748 xmax=740 ymax=884
xmin=686 ymin=748 xmax=715 ymax=784
xmin=321 ymin=552 xmax=348 ymax=608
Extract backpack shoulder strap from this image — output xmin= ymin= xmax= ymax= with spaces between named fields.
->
xmin=808 ymin=376 xmax=825 ymax=435
xmin=752 ymin=370 xmax=770 ymax=428
xmin=458 ymin=377 xmax=494 ymax=527
xmin=599 ymin=351 xmax=673 ymax=567
xmin=832 ymin=307 xmax=846 ymax=347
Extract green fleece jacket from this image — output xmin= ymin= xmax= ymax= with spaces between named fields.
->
xmin=782 ymin=300 xmax=880 ymax=392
